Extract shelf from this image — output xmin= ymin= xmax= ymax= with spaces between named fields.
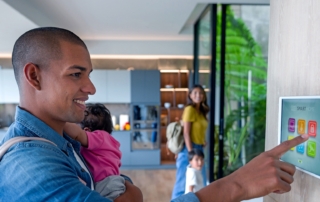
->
xmin=161 ymin=107 xmax=184 ymax=110
xmin=160 ymin=88 xmax=189 ymax=92
xmin=132 ymin=128 xmax=158 ymax=132
xmin=133 ymin=120 xmax=158 ymax=124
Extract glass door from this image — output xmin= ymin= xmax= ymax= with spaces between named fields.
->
xmin=194 ymin=4 xmax=269 ymax=181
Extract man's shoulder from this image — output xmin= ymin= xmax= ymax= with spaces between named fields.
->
xmin=1 ymin=125 xmax=64 ymax=160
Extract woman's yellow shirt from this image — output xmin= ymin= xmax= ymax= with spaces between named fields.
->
xmin=182 ymin=105 xmax=208 ymax=145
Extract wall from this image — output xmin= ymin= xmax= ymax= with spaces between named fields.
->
xmin=265 ymin=0 xmax=320 ymax=201
xmin=0 ymin=104 xmax=16 ymax=128
xmin=0 ymin=58 xmax=193 ymax=70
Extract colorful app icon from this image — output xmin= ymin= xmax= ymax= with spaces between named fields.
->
xmin=297 ymin=143 xmax=305 ymax=154
xmin=288 ymin=118 xmax=295 ymax=132
xmin=307 ymin=140 xmax=316 ymax=158
xmin=297 ymin=119 xmax=306 ymax=135
xmin=288 ymin=136 xmax=295 ymax=151
xmin=308 ymin=120 xmax=317 ymax=137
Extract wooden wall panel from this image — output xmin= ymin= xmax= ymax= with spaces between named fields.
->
xmin=265 ymin=0 xmax=320 ymax=201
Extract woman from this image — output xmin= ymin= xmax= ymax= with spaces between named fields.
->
xmin=171 ymin=84 xmax=209 ymax=199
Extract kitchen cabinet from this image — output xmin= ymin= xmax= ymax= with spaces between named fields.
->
xmin=105 ymin=70 xmax=130 ymax=103
xmin=0 ymin=69 xmax=19 ymax=103
xmin=113 ymin=130 xmax=160 ymax=166
xmin=131 ymin=70 xmax=160 ymax=103
xmin=112 ymin=131 xmax=131 ymax=166
xmin=131 ymin=104 xmax=160 ymax=150
xmin=88 ymin=70 xmax=130 ymax=103
xmin=88 ymin=70 xmax=108 ymax=103
xmin=160 ymin=70 xmax=190 ymax=162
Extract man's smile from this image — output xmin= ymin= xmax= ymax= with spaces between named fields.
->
xmin=73 ymin=99 xmax=86 ymax=110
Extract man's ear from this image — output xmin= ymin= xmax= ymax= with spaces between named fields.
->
xmin=23 ymin=63 xmax=41 ymax=90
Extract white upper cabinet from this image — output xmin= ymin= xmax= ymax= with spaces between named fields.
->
xmin=0 ymin=69 xmax=131 ymax=104
xmin=105 ymin=70 xmax=130 ymax=103
xmin=87 ymin=70 xmax=108 ymax=103
xmin=0 ymin=69 xmax=19 ymax=103
xmin=87 ymin=70 xmax=131 ymax=103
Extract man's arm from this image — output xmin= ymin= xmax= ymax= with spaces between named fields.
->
xmin=114 ymin=181 xmax=143 ymax=202
xmin=64 ymin=122 xmax=88 ymax=147
xmin=0 ymin=143 xmax=110 ymax=201
xmin=172 ymin=134 xmax=309 ymax=202
xmin=194 ymin=134 xmax=309 ymax=202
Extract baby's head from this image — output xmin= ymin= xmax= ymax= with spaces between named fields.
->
xmin=188 ymin=148 xmax=205 ymax=170
xmin=80 ymin=103 xmax=113 ymax=134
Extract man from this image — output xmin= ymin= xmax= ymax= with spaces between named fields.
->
xmin=0 ymin=27 xmax=142 ymax=202
xmin=0 ymin=27 xmax=309 ymax=202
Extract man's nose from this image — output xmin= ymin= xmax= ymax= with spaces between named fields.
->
xmin=83 ymin=77 xmax=96 ymax=95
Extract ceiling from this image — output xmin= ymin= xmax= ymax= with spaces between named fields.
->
xmin=0 ymin=0 xmax=269 ymax=59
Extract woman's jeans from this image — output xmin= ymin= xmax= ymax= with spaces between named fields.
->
xmin=171 ymin=143 xmax=207 ymax=200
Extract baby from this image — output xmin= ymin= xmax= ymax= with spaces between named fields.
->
xmin=64 ymin=103 xmax=126 ymax=200
xmin=185 ymin=148 xmax=205 ymax=194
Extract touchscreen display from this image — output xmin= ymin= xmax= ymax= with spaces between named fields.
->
xmin=280 ymin=97 xmax=320 ymax=178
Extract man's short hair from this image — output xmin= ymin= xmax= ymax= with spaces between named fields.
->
xmin=188 ymin=148 xmax=205 ymax=161
xmin=12 ymin=27 xmax=88 ymax=86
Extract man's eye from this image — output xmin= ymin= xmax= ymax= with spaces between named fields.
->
xmin=72 ymin=73 xmax=81 ymax=77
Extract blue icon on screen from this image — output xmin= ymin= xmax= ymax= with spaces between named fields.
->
xmin=297 ymin=143 xmax=305 ymax=154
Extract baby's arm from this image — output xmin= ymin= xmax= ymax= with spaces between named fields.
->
xmin=64 ymin=123 xmax=88 ymax=147
xmin=188 ymin=185 xmax=194 ymax=193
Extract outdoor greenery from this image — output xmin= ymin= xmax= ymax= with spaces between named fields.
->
xmin=198 ymin=5 xmax=268 ymax=178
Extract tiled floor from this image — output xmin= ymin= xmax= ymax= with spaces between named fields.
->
xmin=121 ymin=169 xmax=176 ymax=202
xmin=121 ymin=169 xmax=264 ymax=202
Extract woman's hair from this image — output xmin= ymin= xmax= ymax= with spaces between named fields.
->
xmin=188 ymin=84 xmax=210 ymax=118
xmin=80 ymin=103 xmax=113 ymax=134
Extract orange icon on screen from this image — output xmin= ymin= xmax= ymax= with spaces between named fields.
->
xmin=308 ymin=120 xmax=317 ymax=137
xmin=297 ymin=119 xmax=306 ymax=135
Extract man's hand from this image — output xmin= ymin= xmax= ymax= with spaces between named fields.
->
xmin=114 ymin=181 xmax=143 ymax=202
xmin=195 ymin=134 xmax=309 ymax=202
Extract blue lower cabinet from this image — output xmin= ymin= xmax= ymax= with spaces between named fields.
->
xmin=130 ymin=150 xmax=160 ymax=165
xmin=113 ymin=131 xmax=131 ymax=165
xmin=113 ymin=131 xmax=160 ymax=166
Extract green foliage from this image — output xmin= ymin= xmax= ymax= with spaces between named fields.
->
xmin=198 ymin=5 xmax=267 ymax=178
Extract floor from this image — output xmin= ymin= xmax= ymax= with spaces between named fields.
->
xmin=120 ymin=169 xmax=176 ymax=202
xmin=120 ymin=169 xmax=263 ymax=202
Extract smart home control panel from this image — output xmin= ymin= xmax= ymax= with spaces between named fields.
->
xmin=279 ymin=96 xmax=320 ymax=179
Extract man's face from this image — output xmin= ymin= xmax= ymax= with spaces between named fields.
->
xmin=38 ymin=41 xmax=96 ymax=124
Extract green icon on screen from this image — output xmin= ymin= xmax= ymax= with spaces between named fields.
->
xmin=307 ymin=141 xmax=316 ymax=158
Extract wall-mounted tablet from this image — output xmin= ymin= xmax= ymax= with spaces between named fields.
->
xmin=279 ymin=96 xmax=320 ymax=179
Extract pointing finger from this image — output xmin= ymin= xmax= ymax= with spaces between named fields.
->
xmin=269 ymin=134 xmax=309 ymax=157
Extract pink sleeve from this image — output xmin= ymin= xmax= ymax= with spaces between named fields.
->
xmin=85 ymin=130 xmax=105 ymax=150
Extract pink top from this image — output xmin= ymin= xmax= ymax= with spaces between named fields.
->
xmin=80 ymin=130 xmax=122 ymax=182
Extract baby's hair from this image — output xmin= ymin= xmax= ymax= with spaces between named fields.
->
xmin=188 ymin=148 xmax=205 ymax=162
xmin=80 ymin=103 xmax=113 ymax=134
